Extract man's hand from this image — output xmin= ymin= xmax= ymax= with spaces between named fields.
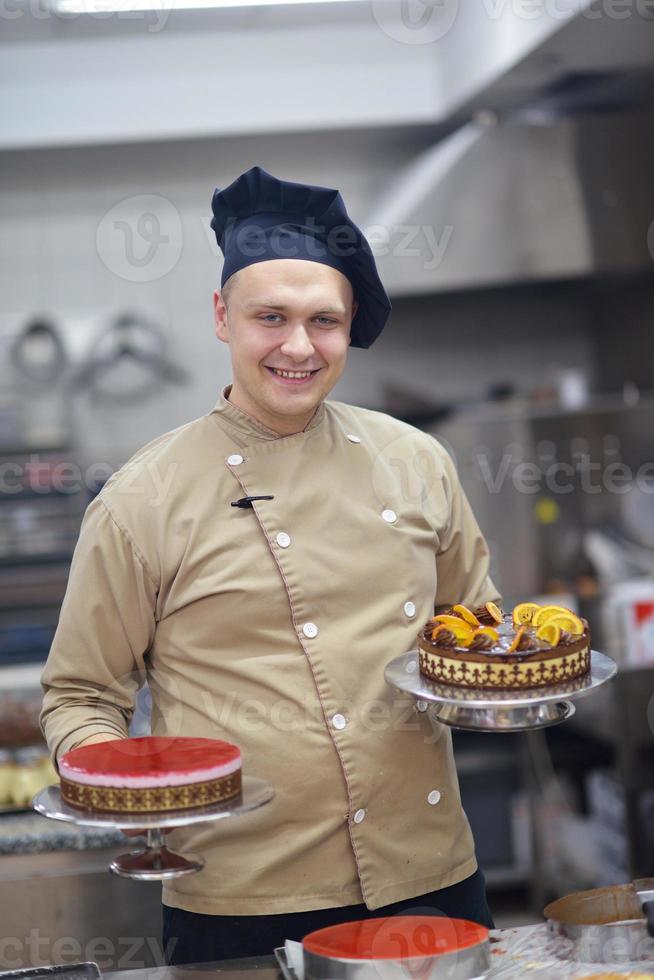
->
xmin=75 ymin=732 xmax=124 ymax=749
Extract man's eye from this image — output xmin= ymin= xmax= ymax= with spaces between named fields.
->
xmin=260 ymin=314 xmax=281 ymax=323
xmin=315 ymin=317 xmax=336 ymax=325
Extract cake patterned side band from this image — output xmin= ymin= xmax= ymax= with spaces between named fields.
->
xmin=418 ymin=645 xmax=591 ymax=690
xmin=60 ymin=770 xmax=242 ymax=813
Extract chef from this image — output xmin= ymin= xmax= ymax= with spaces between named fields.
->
xmin=40 ymin=166 xmax=499 ymax=966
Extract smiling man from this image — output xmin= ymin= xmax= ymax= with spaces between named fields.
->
xmin=40 ymin=167 xmax=499 ymax=966
xmin=213 ymin=258 xmax=355 ymax=437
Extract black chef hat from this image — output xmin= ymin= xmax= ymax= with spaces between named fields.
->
xmin=210 ymin=166 xmax=391 ymax=350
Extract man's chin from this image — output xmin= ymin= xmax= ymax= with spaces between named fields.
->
xmin=269 ymin=394 xmax=322 ymax=416
xmin=265 ymin=385 xmax=326 ymax=418
xmin=265 ymin=375 xmax=326 ymax=401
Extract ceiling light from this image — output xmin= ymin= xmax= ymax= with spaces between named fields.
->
xmin=55 ymin=0 xmax=360 ymax=12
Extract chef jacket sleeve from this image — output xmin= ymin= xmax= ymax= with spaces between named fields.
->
xmin=432 ymin=440 xmax=500 ymax=611
xmin=39 ymin=496 xmax=157 ymax=769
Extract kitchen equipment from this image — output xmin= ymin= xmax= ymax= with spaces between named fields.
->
xmin=545 ymin=882 xmax=654 ymax=964
xmin=601 ymin=580 xmax=654 ymax=669
xmin=10 ymin=319 xmax=67 ymax=385
xmin=70 ymin=311 xmax=188 ymax=402
xmin=302 ymin=916 xmax=490 ymax=980
xmin=33 ymin=778 xmax=274 ymax=880
xmin=385 ymin=649 xmax=617 ymax=733
xmin=433 ymin=398 xmax=654 ymax=602
xmin=0 ymin=963 xmax=101 ymax=980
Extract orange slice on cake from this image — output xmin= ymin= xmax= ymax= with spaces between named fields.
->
xmin=472 ymin=626 xmax=500 ymax=642
xmin=432 ymin=614 xmax=473 ymax=630
xmin=485 ymin=601 xmax=503 ymax=624
xmin=452 ymin=604 xmax=481 ymax=627
xmin=431 ymin=626 xmax=473 ymax=647
xmin=431 ymin=617 xmax=474 ymax=645
xmin=512 ymin=602 xmax=540 ymax=626
xmin=545 ymin=612 xmax=584 ymax=636
xmin=532 ymin=604 xmax=574 ymax=627
xmin=536 ymin=623 xmax=562 ymax=646
xmin=507 ymin=625 xmax=527 ymax=653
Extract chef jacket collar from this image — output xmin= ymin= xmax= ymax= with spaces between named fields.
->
xmin=211 ymin=384 xmax=326 ymax=442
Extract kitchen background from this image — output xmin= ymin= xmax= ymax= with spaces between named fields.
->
xmin=1 ymin=0 xmax=654 ymax=969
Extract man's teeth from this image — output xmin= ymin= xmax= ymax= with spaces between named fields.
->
xmin=271 ymin=369 xmax=314 ymax=378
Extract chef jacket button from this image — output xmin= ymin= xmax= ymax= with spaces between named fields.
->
xmin=382 ymin=509 xmax=397 ymax=524
xmin=276 ymin=532 xmax=291 ymax=548
xmin=416 ymin=700 xmax=429 ymax=713
xmin=332 ymin=713 xmax=347 ymax=731
xmin=346 ymin=434 xmax=361 ymax=443
xmin=427 ymin=790 xmax=441 ymax=806
xmin=404 ymin=601 xmax=416 ymax=618
xmin=302 ymin=622 xmax=319 ymax=639
xmin=353 ymin=808 xmax=366 ymax=824
xmin=227 ymin=454 xmax=244 ymax=466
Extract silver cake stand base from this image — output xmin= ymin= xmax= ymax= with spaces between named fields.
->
xmin=385 ymin=650 xmax=617 ymax=732
xmin=33 ymin=776 xmax=274 ymax=880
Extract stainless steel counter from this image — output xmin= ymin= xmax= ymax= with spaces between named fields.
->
xmin=105 ymin=957 xmax=279 ymax=980
xmin=0 ymin=846 xmax=162 ymax=971
xmin=102 ymin=926 xmax=654 ymax=980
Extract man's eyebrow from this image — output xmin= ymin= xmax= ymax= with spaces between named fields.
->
xmin=243 ymin=299 xmax=285 ymax=309
xmin=243 ymin=299 xmax=347 ymax=314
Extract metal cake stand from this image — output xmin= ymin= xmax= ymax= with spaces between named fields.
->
xmin=33 ymin=776 xmax=274 ymax=880
xmin=385 ymin=649 xmax=617 ymax=732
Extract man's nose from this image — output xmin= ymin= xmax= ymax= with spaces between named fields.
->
xmin=280 ymin=324 xmax=315 ymax=360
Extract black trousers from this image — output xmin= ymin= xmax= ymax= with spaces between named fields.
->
xmin=162 ymin=868 xmax=494 ymax=965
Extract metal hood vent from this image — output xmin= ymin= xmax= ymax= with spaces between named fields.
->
xmin=538 ymin=70 xmax=654 ymax=115
xmin=367 ymin=6 xmax=654 ymax=295
xmin=368 ymin=110 xmax=654 ymax=295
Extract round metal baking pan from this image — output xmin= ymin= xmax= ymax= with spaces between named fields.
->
xmin=385 ymin=649 xmax=617 ymax=732
xmin=303 ymin=916 xmax=490 ymax=980
xmin=303 ymin=947 xmax=490 ymax=980
xmin=545 ymin=884 xmax=654 ymax=963
xmin=546 ymin=915 xmax=654 ymax=964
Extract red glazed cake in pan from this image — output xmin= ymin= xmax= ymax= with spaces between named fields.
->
xmin=303 ymin=916 xmax=490 ymax=980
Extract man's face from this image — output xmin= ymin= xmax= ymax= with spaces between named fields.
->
xmin=213 ymin=259 xmax=357 ymax=435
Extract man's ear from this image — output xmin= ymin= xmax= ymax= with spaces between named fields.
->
xmin=213 ymin=289 xmax=229 ymax=343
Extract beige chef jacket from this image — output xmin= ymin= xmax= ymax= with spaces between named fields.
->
xmin=40 ymin=384 xmax=498 ymax=915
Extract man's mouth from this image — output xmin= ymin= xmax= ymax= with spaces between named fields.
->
xmin=265 ymin=367 xmax=321 ymax=382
